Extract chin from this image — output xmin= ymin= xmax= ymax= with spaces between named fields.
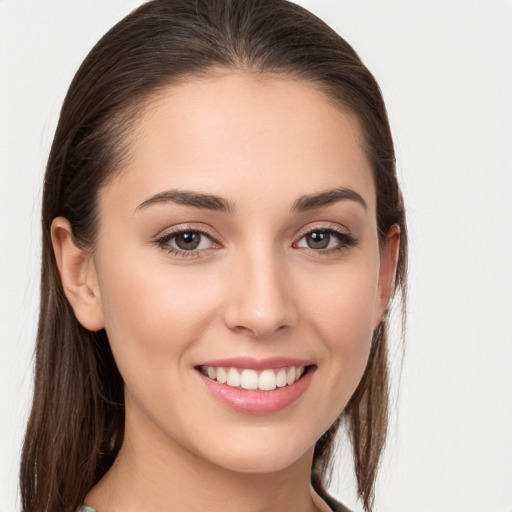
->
xmin=188 ymin=426 xmax=318 ymax=475
xmin=208 ymin=446 xmax=312 ymax=475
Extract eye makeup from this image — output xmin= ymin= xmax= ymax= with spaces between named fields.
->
xmin=153 ymin=220 xmax=358 ymax=260
xmin=293 ymin=222 xmax=358 ymax=258
xmin=154 ymin=225 xmax=223 ymax=258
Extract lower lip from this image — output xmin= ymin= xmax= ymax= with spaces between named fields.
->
xmin=197 ymin=367 xmax=315 ymax=414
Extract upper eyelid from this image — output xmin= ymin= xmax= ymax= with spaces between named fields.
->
xmin=154 ymin=224 xmax=220 ymax=243
xmin=294 ymin=222 xmax=351 ymax=239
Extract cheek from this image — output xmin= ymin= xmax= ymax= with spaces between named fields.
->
xmin=303 ymin=258 xmax=379 ymax=398
xmin=95 ymin=252 xmax=220 ymax=382
xmin=308 ymin=257 xmax=379 ymax=339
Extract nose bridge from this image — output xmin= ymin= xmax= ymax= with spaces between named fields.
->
xmin=224 ymin=239 xmax=297 ymax=337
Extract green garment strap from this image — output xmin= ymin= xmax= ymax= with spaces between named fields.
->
xmin=78 ymin=507 xmax=98 ymax=512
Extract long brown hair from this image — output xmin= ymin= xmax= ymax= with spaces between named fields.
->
xmin=20 ymin=1 xmax=407 ymax=511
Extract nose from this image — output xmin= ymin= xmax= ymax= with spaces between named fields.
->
xmin=223 ymin=246 xmax=298 ymax=338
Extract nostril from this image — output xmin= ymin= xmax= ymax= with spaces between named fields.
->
xmin=222 ymin=265 xmax=299 ymax=336
xmin=228 ymin=321 xmax=292 ymax=339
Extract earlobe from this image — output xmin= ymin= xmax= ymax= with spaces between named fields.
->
xmin=375 ymin=224 xmax=401 ymax=327
xmin=51 ymin=217 xmax=105 ymax=331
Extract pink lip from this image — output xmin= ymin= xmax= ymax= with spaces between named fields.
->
xmin=195 ymin=356 xmax=313 ymax=371
xmin=196 ymin=364 xmax=316 ymax=415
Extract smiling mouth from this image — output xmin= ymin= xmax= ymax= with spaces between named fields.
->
xmin=197 ymin=365 xmax=312 ymax=392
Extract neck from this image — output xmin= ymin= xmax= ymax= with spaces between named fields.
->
xmin=86 ymin=402 xmax=319 ymax=512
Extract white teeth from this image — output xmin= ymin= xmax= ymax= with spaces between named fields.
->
xmin=202 ymin=365 xmax=307 ymax=391
xmin=286 ymin=367 xmax=296 ymax=385
xmin=240 ymin=369 xmax=259 ymax=390
xmin=259 ymin=369 xmax=277 ymax=391
xmin=227 ymin=368 xmax=241 ymax=387
xmin=276 ymin=368 xmax=287 ymax=388
xmin=216 ymin=367 xmax=227 ymax=384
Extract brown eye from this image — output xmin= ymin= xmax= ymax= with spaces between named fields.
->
xmin=174 ymin=231 xmax=202 ymax=250
xmin=156 ymin=229 xmax=215 ymax=254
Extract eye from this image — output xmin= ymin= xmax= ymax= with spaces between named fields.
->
xmin=172 ymin=231 xmax=210 ymax=251
xmin=155 ymin=228 xmax=219 ymax=256
xmin=294 ymin=227 xmax=357 ymax=252
xmin=298 ymin=230 xmax=335 ymax=250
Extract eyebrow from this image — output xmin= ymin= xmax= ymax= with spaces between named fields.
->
xmin=135 ymin=186 xmax=367 ymax=214
xmin=291 ymin=187 xmax=368 ymax=212
xmin=136 ymin=189 xmax=235 ymax=213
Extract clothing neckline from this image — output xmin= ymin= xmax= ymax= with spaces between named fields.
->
xmin=80 ymin=486 xmax=334 ymax=512
xmin=310 ymin=483 xmax=335 ymax=512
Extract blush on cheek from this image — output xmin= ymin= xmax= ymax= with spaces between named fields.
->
xmin=308 ymin=277 xmax=376 ymax=400
xmin=99 ymin=258 xmax=222 ymax=370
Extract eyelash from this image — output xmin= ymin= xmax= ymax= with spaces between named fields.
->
xmin=154 ymin=227 xmax=219 ymax=258
xmin=154 ymin=224 xmax=358 ymax=258
xmin=293 ymin=225 xmax=358 ymax=256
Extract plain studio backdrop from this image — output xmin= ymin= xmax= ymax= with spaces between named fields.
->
xmin=1 ymin=1 xmax=511 ymax=511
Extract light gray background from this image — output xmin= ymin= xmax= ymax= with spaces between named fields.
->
xmin=1 ymin=1 xmax=511 ymax=511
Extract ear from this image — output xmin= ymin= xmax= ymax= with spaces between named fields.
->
xmin=374 ymin=224 xmax=401 ymax=328
xmin=51 ymin=217 xmax=105 ymax=331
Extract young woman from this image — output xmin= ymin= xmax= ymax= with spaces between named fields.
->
xmin=20 ymin=1 xmax=407 ymax=511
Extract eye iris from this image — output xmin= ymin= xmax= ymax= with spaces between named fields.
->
xmin=306 ymin=231 xmax=330 ymax=249
xmin=175 ymin=232 xmax=201 ymax=250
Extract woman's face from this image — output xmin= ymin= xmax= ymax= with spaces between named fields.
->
xmin=86 ymin=73 xmax=396 ymax=473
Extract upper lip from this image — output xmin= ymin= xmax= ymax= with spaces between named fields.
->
xmin=195 ymin=357 xmax=313 ymax=371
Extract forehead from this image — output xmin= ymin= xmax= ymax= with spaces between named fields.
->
xmin=103 ymin=72 xmax=376 ymax=214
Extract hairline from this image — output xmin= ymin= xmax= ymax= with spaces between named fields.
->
xmin=98 ymin=66 xmax=374 ymax=206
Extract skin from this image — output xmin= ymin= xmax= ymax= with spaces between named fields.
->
xmin=52 ymin=72 xmax=399 ymax=512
